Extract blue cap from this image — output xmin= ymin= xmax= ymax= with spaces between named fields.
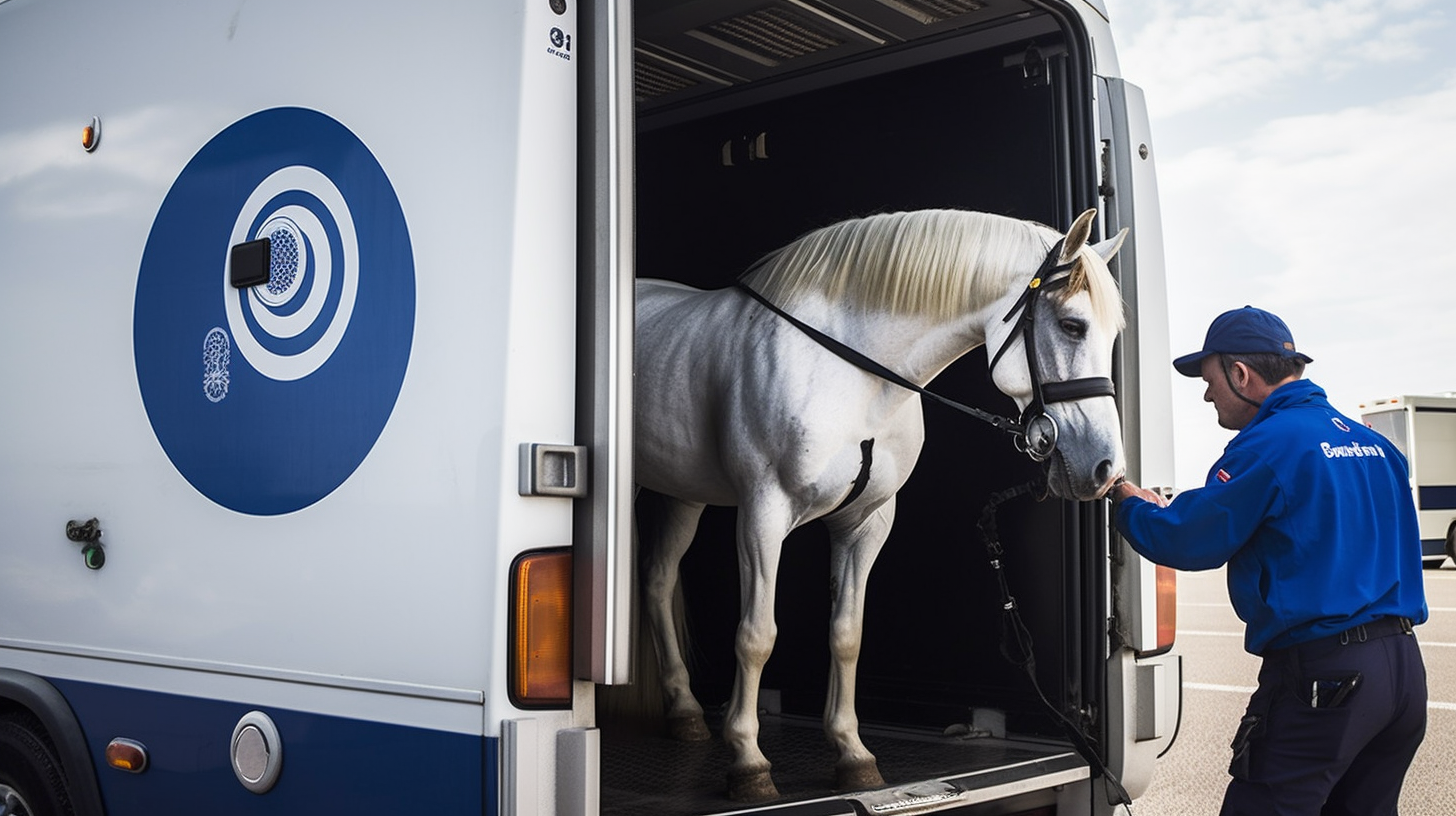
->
xmin=1172 ymin=306 xmax=1314 ymax=377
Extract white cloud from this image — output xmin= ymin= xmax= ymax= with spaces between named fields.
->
xmin=1116 ymin=0 xmax=1444 ymax=117
xmin=1148 ymin=69 xmax=1456 ymax=485
xmin=1162 ymin=75 xmax=1456 ymax=295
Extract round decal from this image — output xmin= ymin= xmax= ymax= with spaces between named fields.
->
xmin=135 ymin=108 xmax=414 ymax=515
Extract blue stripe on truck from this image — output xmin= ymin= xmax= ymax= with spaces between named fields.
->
xmin=50 ymin=678 xmax=494 ymax=815
xmin=1419 ymin=485 xmax=1456 ymax=511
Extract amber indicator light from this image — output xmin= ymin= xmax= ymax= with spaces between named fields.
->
xmin=510 ymin=550 xmax=573 ymax=706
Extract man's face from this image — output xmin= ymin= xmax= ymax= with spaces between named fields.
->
xmin=1199 ymin=355 xmax=1259 ymax=431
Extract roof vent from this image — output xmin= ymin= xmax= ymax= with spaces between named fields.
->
xmin=634 ymin=49 xmax=733 ymax=103
xmin=688 ymin=4 xmax=848 ymax=66
xmin=636 ymin=58 xmax=700 ymax=101
xmin=872 ymin=0 xmax=986 ymax=25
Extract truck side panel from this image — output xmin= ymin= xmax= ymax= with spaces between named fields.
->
xmin=1 ymin=0 xmax=579 ymax=811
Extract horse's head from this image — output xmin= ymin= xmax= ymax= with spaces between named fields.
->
xmin=984 ymin=209 xmax=1127 ymax=501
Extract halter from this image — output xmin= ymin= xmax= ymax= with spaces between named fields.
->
xmin=736 ymin=238 xmax=1115 ymax=463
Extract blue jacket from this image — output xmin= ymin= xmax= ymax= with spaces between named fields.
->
xmin=1115 ymin=379 xmax=1427 ymax=654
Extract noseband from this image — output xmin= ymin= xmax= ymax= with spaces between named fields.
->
xmin=735 ymin=238 xmax=1114 ymax=463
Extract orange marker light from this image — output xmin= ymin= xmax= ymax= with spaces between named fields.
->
xmin=1155 ymin=565 xmax=1177 ymax=653
xmin=81 ymin=117 xmax=101 ymax=152
xmin=510 ymin=550 xmax=573 ymax=706
xmin=106 ymin=738 xmax=148 ymax=773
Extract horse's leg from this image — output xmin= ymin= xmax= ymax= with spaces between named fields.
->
xmin=723 ymin=500 xmax=791 ymax=802
xmin=638 ymin=491 xmax=711 ymax=741
xmin=822 ymin=495 xmax=896 ymax=791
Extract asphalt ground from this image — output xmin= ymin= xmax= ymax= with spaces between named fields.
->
xmin=1133 ymin=562 xmax=1456 ymax=815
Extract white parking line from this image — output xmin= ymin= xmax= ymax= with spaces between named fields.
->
xmin=1185 ymin=682 xmax=1255 ymax=694
xmin=1184 ymin=682 xmax=1456 ymax=711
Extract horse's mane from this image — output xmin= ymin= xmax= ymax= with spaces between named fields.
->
xmin=740 ymin=209 xmax=1125 ymax=331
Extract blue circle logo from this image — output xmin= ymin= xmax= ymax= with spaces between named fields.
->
xmin=135 ymin=108 xmax=415 ymax=515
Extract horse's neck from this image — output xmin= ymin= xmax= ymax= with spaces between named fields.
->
xmin=792 ymin=296 xmax=993 ymax=387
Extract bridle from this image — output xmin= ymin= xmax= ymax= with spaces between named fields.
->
xmin=735 ymin=237 xmax=1115 ymax=463
xmin=985 ymin=237 xmax=1117 ymax=460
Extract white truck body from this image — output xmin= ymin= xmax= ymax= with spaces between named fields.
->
xmin=0 ymin=0 xmax=1180 ymax=814
xmin=1360 ymin=395 xmax=1456 ymax=565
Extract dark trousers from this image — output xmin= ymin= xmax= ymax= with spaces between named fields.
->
xmin=1220 ymin=618 xmax=1427 ymax=815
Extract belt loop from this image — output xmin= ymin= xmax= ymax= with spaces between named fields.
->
xmin=1356 ymin=624 xmax=1368 ymax=643
xmin=1400 ymin=617 xmax=1414 ymax=635
xmin=1339 ymin=629 xmax=1350 ymax=646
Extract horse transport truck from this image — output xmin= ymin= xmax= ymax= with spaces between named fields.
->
xmin=0 ymin=0 xmax=1181 ymax=814
xmin=1360 ymin=394 xmax=1456 ymax=567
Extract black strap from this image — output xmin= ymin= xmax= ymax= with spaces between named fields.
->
xmin=735 ymin=283 xmax=1025 ymax=437
xmin=977 ymin=480 xmax=1133 ymax=809
xmin=1043 ymin=377 xmax=1115 ymax=403
xmin=987 ymin=239 xmax=1075 ymax=375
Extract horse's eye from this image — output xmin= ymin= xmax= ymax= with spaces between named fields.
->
xmin=1059 ymin=318 xmax=1087 ymax=339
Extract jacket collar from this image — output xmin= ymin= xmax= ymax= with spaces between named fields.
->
xmin=1243 ymin=378 xmax=1325 ymax=432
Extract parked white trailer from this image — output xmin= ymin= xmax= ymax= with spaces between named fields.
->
xmin=0 ymin=0 xmax=1180 ymax=814
xmin=1360 ymin=394 xmax=1456 ymax=567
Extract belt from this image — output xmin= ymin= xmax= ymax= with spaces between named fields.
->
xmin=1269 ymin=616 xmax=1415 ymax=657
xmin=1333 ymin=616 xmax=1414 ymax=645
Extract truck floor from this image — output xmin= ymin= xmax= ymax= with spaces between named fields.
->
xmin=601 ymin=713 xmax=1085 ymax=815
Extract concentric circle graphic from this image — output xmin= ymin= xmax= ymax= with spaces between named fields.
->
xmin=135 ymin=108 xmax=415 ymax=515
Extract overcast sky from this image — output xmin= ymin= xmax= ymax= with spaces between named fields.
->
xmin=1109 ymin=0 xmax=1456 ymax=488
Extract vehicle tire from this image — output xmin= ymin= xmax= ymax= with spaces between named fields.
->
xmin=0 ymin=711 xmax=74 ymax=816
xmin=1446 ymin=521 xmax=1456 ymax=567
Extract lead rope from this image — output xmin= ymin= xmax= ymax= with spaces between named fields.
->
xmin=977 ymin=479 xmax=1134 ymax=813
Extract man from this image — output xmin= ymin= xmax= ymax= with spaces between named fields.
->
xmin=1111 ymin=306 xmax=1427 ymax=815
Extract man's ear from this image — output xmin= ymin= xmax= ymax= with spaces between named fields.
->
xmin=1233 ymin=360 xmax=1273 ymax=392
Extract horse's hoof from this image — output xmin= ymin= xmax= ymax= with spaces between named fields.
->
xmin=727 ymin=768 xmax=779 ymax=802
xmin=835 ymin=759 xmax=884 ymax=791
xmin=668 ymin=714 xmax=711 ymax=741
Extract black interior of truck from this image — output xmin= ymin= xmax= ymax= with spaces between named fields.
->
xmin=607 ymin=4 xmax=1109 ymax=812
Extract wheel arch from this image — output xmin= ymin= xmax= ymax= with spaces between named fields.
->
xmin=0 ymin=670 xmax=106 ymax=816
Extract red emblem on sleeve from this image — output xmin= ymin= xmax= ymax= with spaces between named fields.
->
xmin=1216 ymin=469 xmax=1232 ymax=483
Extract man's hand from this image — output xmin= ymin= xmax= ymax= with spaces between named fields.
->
xmin=1110 ymin=479 xmax=1168 ymax=508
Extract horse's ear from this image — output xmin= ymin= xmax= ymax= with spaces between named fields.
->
xmin=1059 ymin=208 xmax=1098 ymax=262
xmin=1090 ymin=227 xmax=1129 ymax=263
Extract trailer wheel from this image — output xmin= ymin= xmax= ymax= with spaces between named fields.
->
xmin=1446 ymin=521 xmax=1456 ymax=567
xmin=0 ymin=711 xmax=74 ymax=816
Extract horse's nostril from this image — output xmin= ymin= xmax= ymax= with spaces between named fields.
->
xmin=1095 ymin=459 xmax=1115 ymax=484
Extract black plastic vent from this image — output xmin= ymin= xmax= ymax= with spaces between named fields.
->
xmin=636 ymin=58 xmax=700 ymax=101
xmin=693 ymin=6 xmax=846 ymax=64
xmin=875 ymin=0 xmax=986 ymax=25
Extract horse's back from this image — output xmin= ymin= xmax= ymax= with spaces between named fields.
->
xmin=637 ymin=277 xmax=702 ymax=293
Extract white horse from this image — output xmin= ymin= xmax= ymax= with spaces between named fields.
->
xmin=633 ymin=208 xmax=1128 ymax=801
